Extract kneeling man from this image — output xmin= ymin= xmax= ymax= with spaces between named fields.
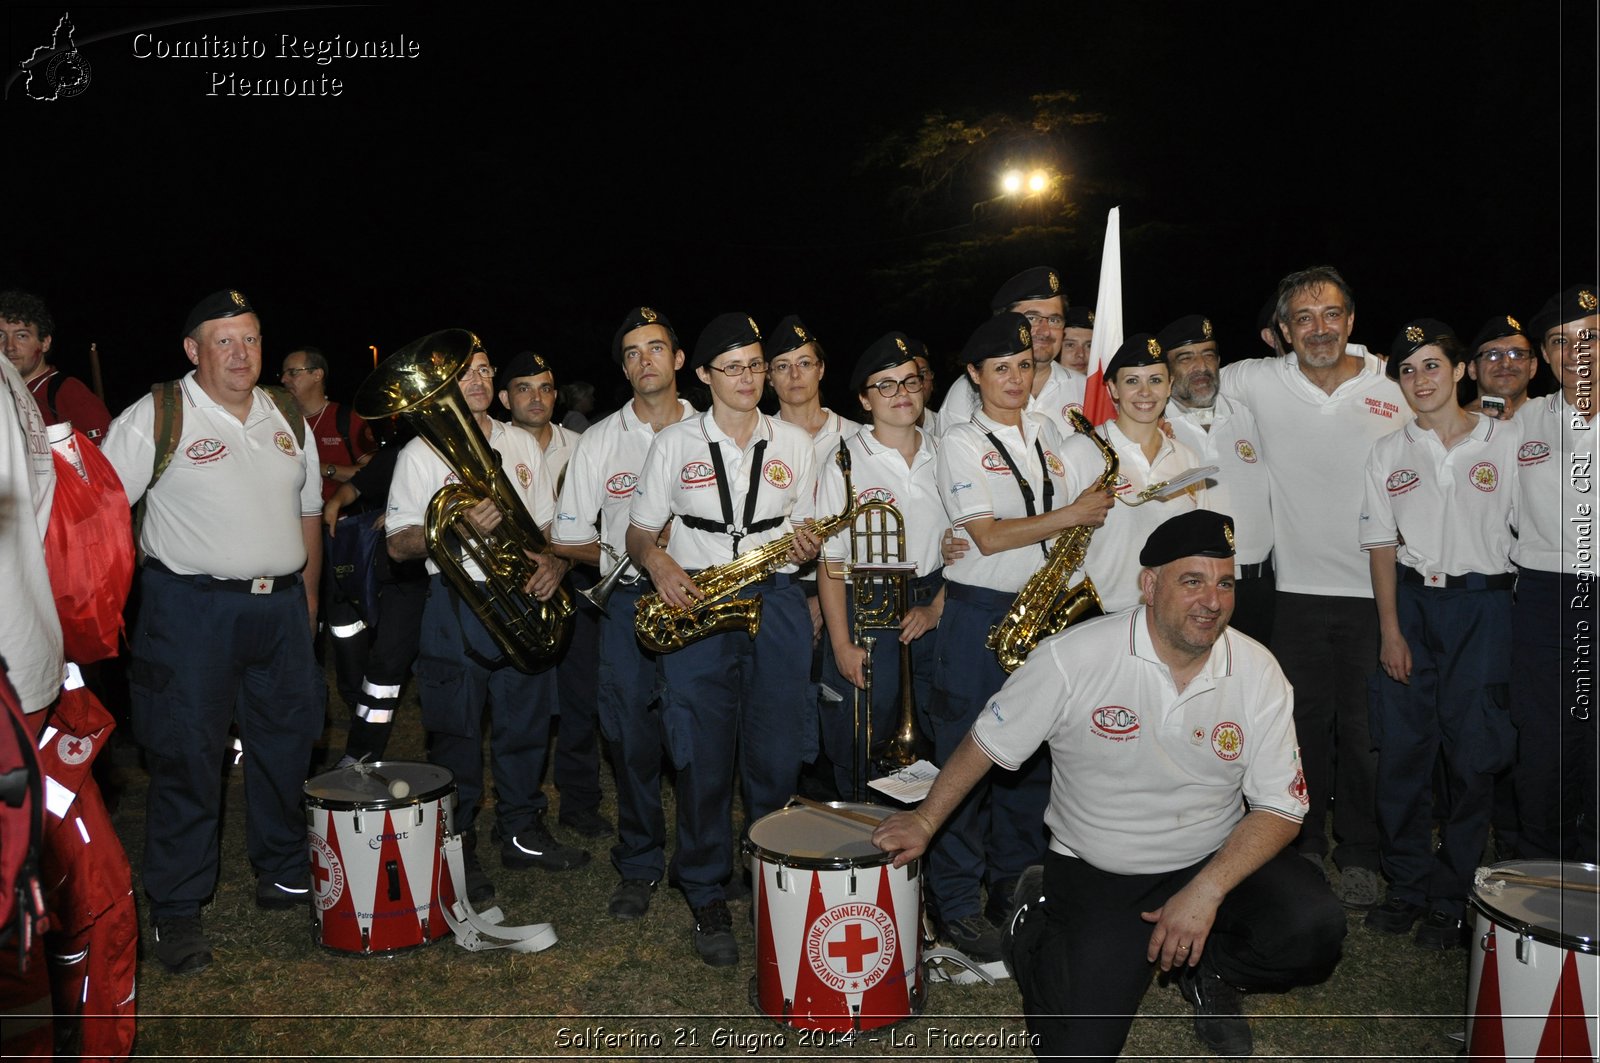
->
xmin=873 ymin=510 xmax=1346 ymax=1061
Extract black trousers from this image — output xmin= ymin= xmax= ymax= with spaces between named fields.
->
xmin=1013 ymin=847 xmax=1346 ymax=1062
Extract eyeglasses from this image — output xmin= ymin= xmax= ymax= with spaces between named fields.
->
xmin=1022 ymin=312 xmax=1065 ymax=329
xmin=1477 ymin=347 xmax=1532 ymax=364
xmin=865 ymin=374 xmax=926 ymax=397
xmin=704 ymin=359 xmax=767 ymax=379
xmin=457 ymin=365 xmax=496 ymax=380
xmin=770 ymin=358 xmax=819 ymax=375
xmin=280 ymin=367 xmax=314 ymax=377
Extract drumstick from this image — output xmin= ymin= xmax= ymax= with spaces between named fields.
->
xmin=792 ymin=795 xmax=881 ymax=829
xmin=1484 ymin=869 xmax=1600 ymax=894
xmin=351 ymin=761 xmax=411 ymax=799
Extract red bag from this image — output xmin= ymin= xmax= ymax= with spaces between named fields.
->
xmin=42 ymin=428 xmax=134 ymax=665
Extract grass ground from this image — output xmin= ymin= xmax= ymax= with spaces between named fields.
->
xmin=101 ymin=681 xmax=1477 ymax=1061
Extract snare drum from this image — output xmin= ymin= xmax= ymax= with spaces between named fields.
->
xmin=744 ymin=802 xmax=924 ymax=1034
xmin=1467 ymin=860 xmax=1599 ymax=1062
xmin=304 ymin=761 xmax=458 ymax=955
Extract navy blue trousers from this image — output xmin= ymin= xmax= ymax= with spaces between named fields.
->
xmin=595 ymin=581 xmax=667 ymax=882
xmin=1371 ymin=581 xmax=1513 ymax=914
xmin=553 ymin=568 xmax=603 ymax=815
xmin=925 ymin=582 xmax=1051 ymax=923
xmin=659 ymin=576 xmax=815 ymax=908
xmin=129 ymin=564 xmax=324 ymax=919
xmin=412 ymin=574 xmax=558 ymax=837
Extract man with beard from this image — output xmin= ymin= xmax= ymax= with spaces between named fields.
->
xmin=1220 ymin=266 xmax=1409 ymax=907
xmin=1158 ymin=315 xmax=1275 ymax=641
xmin=937 ymin=267 xmax=1086 ymax=437
xmin=1464 ymin=315 xmax=1538 ymax=420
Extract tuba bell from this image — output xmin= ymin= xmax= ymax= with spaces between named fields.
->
xmin=355 ymin=329 xmax=573 ymax=673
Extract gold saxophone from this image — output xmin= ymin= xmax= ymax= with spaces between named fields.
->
xmin=986 ymin=409 xmax=1119 ymax=673
xmin=635 ymin=442 xmax=855 ymax=654
xmin=355 ymin=329 xmax=574 ymax=674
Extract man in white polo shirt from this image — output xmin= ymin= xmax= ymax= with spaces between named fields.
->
xmin=103 ymin=289 xmax=325 ymax=975
xmin=1158 ymin=314 xmax=1275 ymax=642
xmin=1220 ymin=265 xmax=1408 ymax=909
xmin=873 ymin=511 xmax=1344 ymax=1061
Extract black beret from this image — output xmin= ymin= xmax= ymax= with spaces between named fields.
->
xmin=989 ymin=266 xmax=1064 ymax=313
xmin=1528 ymin=283 xmax=1599 ymax=338
xmin=1385 ymin=318 xmax=1458 ymax=378
xmin=1468 ymin=315 xmax=1526 ymax=354
xmin=1155 ymin=315 xmax=1215 ymax=356
xmin=905 ymin=335 xmax=930 ymax=362
xmin=1062 ymin=306 xmax=1095 ymax=330
xmin=692 ymin=312 xmax=762 ymax=370
xmin=767 ymin=315 xmax=818 ymax=359
xmin=850 ymin=332 xmax=918 ymax=391
xmin=183 ymin=289 xmax=255 ymax=337
xmin=497 ymin=350 xmax=553 ymax=393
xmin=1255 ymin=295 xmax=1279 ymax=334
xmin=1105 ymin=333 xmax=1164 ymax=378
xmin=610 ymin=306 xmax=678 ymax=367
xmin=1140 ymin=510 xmax=1236 ymax=566
xmin=959 ymin=312 xmax=1032 ymax=366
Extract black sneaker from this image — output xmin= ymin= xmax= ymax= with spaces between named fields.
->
xmin=1178 ymin=954 xmax=1253 ymax=1057
xmin=152 ymin=915 xmax=213 ymax=975
xmin=609 ymin=879 xmax=657 ymax=921
xmin=502 ymin=814 xmax=591 ymax=871
xmin=985 ymin=876 xmax=1020 ymax=927
xmin=942 ymin=913 xmax=1003 ymax=963
xmin=692 ymin=900 xmax=738 ymax=967
xmin=1414 ymin=908 xmax=1467 ymax=950
xmin=1364 ymin=896 xmax=1425 ymax=935
xmin=558 ymin=806 xmax=613 ymax=838
xmin=255 ymin=874 xmax=311 ymax=910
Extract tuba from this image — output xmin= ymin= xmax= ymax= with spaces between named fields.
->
xmin=986 ymin=409 xmax=1118 ymax=673
xmin=355 ymin=329 xmax=573 ymax=673
xmin=844 ymin=499 xmax=928 ymax=799
xmin=634 ymin=443 xmax=855 ymax=654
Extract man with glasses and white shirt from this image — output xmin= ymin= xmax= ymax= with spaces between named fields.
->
xmin=626 ymin=313 xmax=823 ymax=967
xmin=1464 ymin=315 xmax=1538 ymax=420
xmin=937 ymin=267 xmax=1087 ymax=438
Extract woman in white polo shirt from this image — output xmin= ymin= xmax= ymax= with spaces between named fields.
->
xmin=929 ymin=311 xmax=1112 ymax=961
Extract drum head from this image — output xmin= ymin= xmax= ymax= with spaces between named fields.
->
xmin=303 ymin=760 xmax=454 ymax=810
xmin=1471 ymin=859 xmax=1599 ymax=954
xmin=744 ymin=802 xmax=892 ymax=869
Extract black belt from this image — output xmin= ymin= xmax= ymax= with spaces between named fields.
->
xmin=945 ymin=580 xmax=1016 ymax=611
xmin=145 ymin=557 xmax=303 ymax=594
xmin=1400 ymin=566 xmax=1515 ymax=591
xmin=1237 ymin=557 xmax=1273 ymax=580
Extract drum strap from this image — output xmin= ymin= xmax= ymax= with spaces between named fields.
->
xmin=439 ymin=835 xmax=559 ymax=953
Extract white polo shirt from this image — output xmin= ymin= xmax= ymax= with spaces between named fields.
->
xmin=387 ymin=418 xmax=555 ymax=580
xmin=817 ymin=426 xmax=944 ymax=576
xmin=1167 ymin=395 xmax=1273 ymax=569
xmin=1221 ymin=347 xmax=1410 ymax=597
xmin=522 ymin=421 xmax=580 ymax=487
xmin=629 ymin=410 xmax=818 ymax=573
xmin=939 ymin=411 xmax=1090 ymax=593
xmin=0 ymin=356 xmax=64 ymax=713
xmin=972 ymin=607 xmax=1306 ymax=875
xmin=1511 ymin=394 xmax=1595 ymax=573
xmin=104 ymin=372 xmax=322 ymax=579
xmin=936 ymin=361 xmax=1084 ymax=440
xmin=1360 ymin=415 xmax=1519 ymax=579
xmin=1081 ymin=421 xmax=1206 ymax=613
xmin=553 ymin=398 xmax=696 ymax=566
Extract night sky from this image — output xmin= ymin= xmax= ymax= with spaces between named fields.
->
xmin=5 ymin=2 xmax=1596 ymax=415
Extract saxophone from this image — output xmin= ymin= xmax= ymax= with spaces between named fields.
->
xmin=635 ymin=442 xmax=855 ymax=654
xmin=986 ymin=409 xmax=1119 ymax=673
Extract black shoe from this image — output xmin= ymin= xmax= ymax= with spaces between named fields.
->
xmin=1364 ymin=896 xmax=1425 ymax=935
xmin=559 ymin=806 xmax=613 ymax=838
xmin=1414 ymin=908 xmax=1467 ymax=950
xmin=692 ymin=900 xmax=738 ymax=967
xmin=1178 ymin=954 xmax=1253 ymax=1057
xmin=985 ymin=876 xmax=1020 ymax=926
xmin=502 ymin=814 xmax=591 ymax=871
xmin=609 ymin=879 xmax=657 ymax=920
xmin=152 ymin=915 xmax=213 ymax=975
xmin=255 ymin=874 xmax=311 ymax=911
xmin=942 ymin=913 xmax=1003 ymax=964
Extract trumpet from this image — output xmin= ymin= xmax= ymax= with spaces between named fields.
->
xmin=579 ymin=543 xmax=640 ymax=615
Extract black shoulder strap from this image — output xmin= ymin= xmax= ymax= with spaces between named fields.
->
xmin=43 ymin=372 xmax=65 ymax=420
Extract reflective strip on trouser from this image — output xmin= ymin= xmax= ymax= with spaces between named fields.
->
xmin=329 ymin=620 xmax=368 ymax=639
xmin=355 ymin=678 xmax=401 ymax=724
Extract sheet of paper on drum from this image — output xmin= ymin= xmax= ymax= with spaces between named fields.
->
xmin=869 ymin=760 xmax=940 ymax=804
